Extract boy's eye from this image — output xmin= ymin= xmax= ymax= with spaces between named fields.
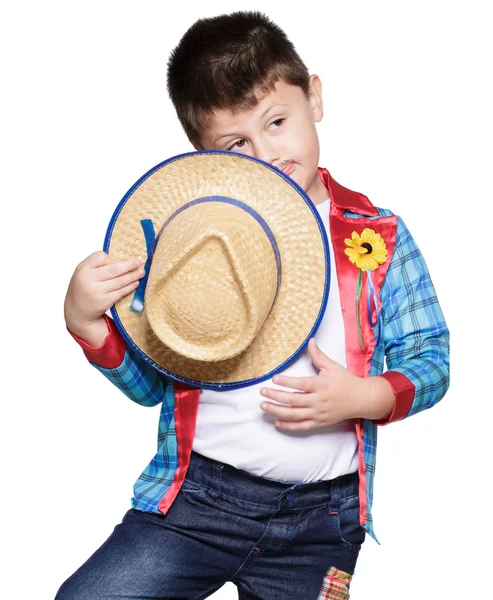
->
xmin=228 ymin=139 xmax=247 ymax=150
xmin=268 ymin=118 xmax=284 ymax=130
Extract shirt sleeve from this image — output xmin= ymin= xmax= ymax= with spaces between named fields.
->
xmin=68 ymin=314 xmax=170 ymax=408
xmin=373 ymin=215 xmax=450 ymax=425
xmin=67 ymin=313 xmax=126 ymax=368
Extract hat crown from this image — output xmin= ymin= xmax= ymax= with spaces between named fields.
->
xmin=145 ymin=200 xmax=280 ymax=362
xmin=108 ymin=151 xmax=329 ymax=388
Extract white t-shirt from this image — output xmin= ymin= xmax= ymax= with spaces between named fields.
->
xmin=192 ymin=197 xmax=359 ymax=482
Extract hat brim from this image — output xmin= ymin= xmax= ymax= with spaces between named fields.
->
xmin=104 ymin=150 xmax=330 ymax=390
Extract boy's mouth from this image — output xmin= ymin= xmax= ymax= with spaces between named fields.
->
xmin=277 ymin=160 xmax=294 ymax=175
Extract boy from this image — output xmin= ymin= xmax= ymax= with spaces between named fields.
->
xmin=57 ymin=11 xmax=449 ymax=600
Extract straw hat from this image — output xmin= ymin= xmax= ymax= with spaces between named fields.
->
xmin=104 ymin=151 xmax=330 ymax=390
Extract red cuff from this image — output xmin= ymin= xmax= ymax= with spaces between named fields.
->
xmin=67 ymin=314 xmax=126 ymax=369
xmin=372 ymin=371 xmax=415 ymax=426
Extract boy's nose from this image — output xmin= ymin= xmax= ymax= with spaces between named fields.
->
xmin=254 ymin=141 xmax=278 ymax=166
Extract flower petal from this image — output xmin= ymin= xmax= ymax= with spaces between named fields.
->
xmin=344 ymin=248 xmax=359 ymax=264
xmin=368 ymin=257 xmax=379 ymax=270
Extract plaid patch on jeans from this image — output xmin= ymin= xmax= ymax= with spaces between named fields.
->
xmin=318 ymin=566 xmax=352 ymax=599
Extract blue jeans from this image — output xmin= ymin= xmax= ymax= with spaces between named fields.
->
xmin=55 ymin=451 xmax=365 ymax=599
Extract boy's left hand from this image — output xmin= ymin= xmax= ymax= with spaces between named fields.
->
xmin=260 ymin=338 xmax=393 ymax=430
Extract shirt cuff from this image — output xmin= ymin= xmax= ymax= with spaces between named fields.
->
xmin=67 ymin=314 xmax=126 ymax=369
xmin=372 ymin=371 xmax=415 ymax=426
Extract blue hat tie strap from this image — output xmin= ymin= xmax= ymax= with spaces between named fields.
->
xmin=130 ymin=219 xmax=156 ymax=313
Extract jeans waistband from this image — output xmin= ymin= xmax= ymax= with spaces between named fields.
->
xmin=186 ymin=451 xmax=359 ymax=510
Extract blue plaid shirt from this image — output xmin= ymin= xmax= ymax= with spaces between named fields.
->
xmin=80 ymin=206 xmax=449 ymax=543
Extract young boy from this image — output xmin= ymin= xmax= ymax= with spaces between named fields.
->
xmin=57 ymin=11 xmax=449 ymax=600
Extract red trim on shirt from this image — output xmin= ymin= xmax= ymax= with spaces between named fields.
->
xmin=158 ymin=383 xmax=201 ymax=514
xmin=354 ymin=419 xmax=367 ymax=525
xmin=319 ymin=167 xmax=398 ymax=527
xmin=373 ymin=372 xmax=415 ymax=425
xmin=67 ymin=314 xmax=126 ymax=369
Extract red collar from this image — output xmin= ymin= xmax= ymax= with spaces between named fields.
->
xmin=318 ymin=168 xmax=379 ymax=216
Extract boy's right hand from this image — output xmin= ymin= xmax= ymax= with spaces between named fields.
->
xmin=64 ymin=251 xmax=145 ymax=346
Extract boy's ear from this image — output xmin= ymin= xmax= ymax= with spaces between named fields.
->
xmin=308 ymin=74 xmax=323 ymax=123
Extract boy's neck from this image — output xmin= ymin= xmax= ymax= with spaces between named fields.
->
xmin=308 ymin=169 xmax=331 ymax=205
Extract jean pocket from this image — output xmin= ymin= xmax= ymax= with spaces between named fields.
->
xmin=317 ymin=566 xmax=352 ymax=600
xmin=333 ymin=494 xmax=366 ymax=552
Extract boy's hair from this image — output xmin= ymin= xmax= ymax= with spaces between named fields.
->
xmin=167 ymin=11 xmax=310 ymax=146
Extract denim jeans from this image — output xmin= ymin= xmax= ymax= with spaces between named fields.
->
xmin=55 ymin=450 xmax=365 ymax=599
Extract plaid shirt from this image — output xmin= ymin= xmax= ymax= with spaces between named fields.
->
xmin=70 ymin=170 xmax=449 ymax=543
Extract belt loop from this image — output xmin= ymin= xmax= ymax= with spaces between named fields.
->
xmin=208 ymin=462 xmax=223 ymax=499
xmin=330 ymin=477 xmax=340 ymax=506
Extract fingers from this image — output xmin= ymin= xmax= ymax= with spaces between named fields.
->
xmin=306 ymin=337 xmax=326 ymax=369
xmin=272 ymin=374 xmax=319 ymax=392
xmin=260 ymin=399 xmax=312 ymax=421
xmin=274 ymin=420 xmax=315 ymax=431
xmin=79 ymin=251 xmax=143 ymax=280
xmin=104 ymin=278 xmax=142 ymax=307
xmin=260 ymin=387 xmax=311 ymax=406
xmin=307 ymin=338 xmax=341 ymax=372
xmin=83 ymin=251 xmax=112 ymax=268
xmin=104 ymin=265 xmax=146 ymax=293
xmin=94 ymin=256 xmax=143 ymax=281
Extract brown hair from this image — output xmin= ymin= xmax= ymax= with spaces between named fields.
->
xmin=167 ymin=11 xmax=310 ymax=146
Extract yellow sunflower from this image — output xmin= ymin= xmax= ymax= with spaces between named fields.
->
xmin=344 ymin=228 xmax=388 ymax=271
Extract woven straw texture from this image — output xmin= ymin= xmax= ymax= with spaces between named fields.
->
xmin=107 ymin=152 xmax=327 ymax=385
xmin=146 ymin=201 xmax=279 ymax=362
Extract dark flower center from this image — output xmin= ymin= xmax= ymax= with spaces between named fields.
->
xmin=361 ymin=242 xmax=373 ymax=254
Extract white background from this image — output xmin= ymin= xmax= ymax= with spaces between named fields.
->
xmin=2 ymin=1 xmax=491 ymax=598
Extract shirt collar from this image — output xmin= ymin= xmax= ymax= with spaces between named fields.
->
xmin=318 ymin=167 xmax=379 ymax=216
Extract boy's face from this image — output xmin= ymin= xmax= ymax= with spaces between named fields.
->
xmin=197 ymin=75 xmax=329 ymax=205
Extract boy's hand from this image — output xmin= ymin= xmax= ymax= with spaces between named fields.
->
xmin=259 ymin=338 xmax=394 ymax=430
xmin=64 ymin=251 xmax=145 ymax=343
